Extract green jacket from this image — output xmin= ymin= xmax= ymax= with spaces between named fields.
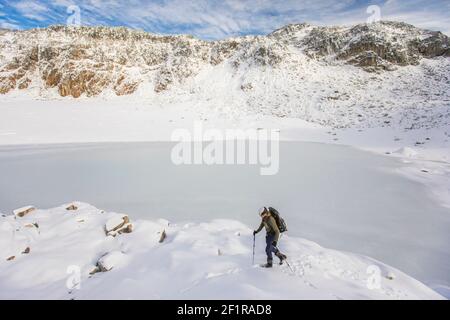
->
xmin=255 ymin=215 xmax=280 ymax=242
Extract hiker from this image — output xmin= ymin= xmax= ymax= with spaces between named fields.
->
xmin=253 ymin=207 xmax=287 ymax=268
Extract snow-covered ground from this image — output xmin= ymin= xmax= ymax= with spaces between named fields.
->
xmin=0 ymin=98 xmax=449 ymax=299
xmin=0 ymin=203 xmax=443 ymax=299
xmin=1 ymin=98 xmax=449 ymax=156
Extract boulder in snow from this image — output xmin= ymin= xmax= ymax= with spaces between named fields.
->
xmin=66 ymin=204 xmax=78 ymax=211
xmin=97 ymin=251 xmax=127 ymax=272
xmin=13 ymin=206 xmax=36 ymax=218
xmin=159 ymin=230 xmax=167 ymax=243
xmin=105 ymin=215 xmax=131 ymax=235
xmin=22 ymin=247 xmax=30 ymax=254
xmin=118 ymin=223 xmax=133 ymax=234
xmin=6 ymin=256 xmax=15 ymax=261
xmin=89 ymin=266 xmax=101 ymax=275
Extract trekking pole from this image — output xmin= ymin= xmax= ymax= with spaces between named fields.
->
xmin=274 ymin=246 xmax=294 ymax=273
xmin=252 ymin=234 xmax=256 ymax=265
xmin=284 ymin=259 xmax=295 ymax=273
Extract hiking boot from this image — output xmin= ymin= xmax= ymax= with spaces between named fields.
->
xmin=261 ymin=259 xmax=273 ymax=268
xmin=276 ymin=252 xmax=287 ymax=265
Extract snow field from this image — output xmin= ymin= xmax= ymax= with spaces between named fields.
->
xmin=0 ymin=203 xmax=443 ymax=299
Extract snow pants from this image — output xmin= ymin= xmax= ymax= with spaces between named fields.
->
xmin=265 ymin=233 xmax=278 ymax=261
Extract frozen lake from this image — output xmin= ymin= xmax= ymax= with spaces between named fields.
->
xmin=0 ymin=142 xmax=448 ymax=289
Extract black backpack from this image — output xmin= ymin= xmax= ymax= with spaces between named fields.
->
xmin=268 ymin=207 xmax=287 ymax=233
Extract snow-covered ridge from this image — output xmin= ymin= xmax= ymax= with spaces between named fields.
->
xmin=0 ymin=202 xmax=443 ymax=299
xmin=0 ymin=21 xmax=449 ymax=129
xmin=270 ymin=22 xmax=449 ymax=66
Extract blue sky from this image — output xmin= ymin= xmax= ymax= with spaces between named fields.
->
xmin=0 ymin=0 xmax=449 ymax=39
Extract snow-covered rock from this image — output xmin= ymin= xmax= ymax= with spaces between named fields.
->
xmin=97 ymin=251 xmax=128 ymax=272
xmin=66 ymin=203 xmax=78 ymax=211
xmin=13 ymin=206 xmax=36 ymax=218
xmin=0 ymin=203 xmax=444 ymax=299
xmin=159 ymin=229 xmax=167 ymax=243
xmin=105 ymin=214 xmax=131 ymax=236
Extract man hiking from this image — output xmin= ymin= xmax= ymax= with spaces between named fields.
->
xmin=253 ymin=207 xmax=287 ymax=268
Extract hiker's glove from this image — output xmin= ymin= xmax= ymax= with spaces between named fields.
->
xmin=253 ymin=230 xmax=257 ymax=236
xmin=272 ymin=241 xmax=277 ymax=247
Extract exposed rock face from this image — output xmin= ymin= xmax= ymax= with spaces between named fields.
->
xmin=0 ymin=21 xmax=448 ymax=98
xmin=0 ymin=22 xmax=449 ymax=130
xmin=276 ymin=22 xmax=449 ymax=68
xmin=419 ymin=31 xmax=450 ymax=57
xmin=114 ymin=74 xmax=140 ymax=96
xmin=0 ymin=75 xmax=15 ymax=94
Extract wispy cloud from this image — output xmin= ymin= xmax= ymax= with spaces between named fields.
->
xmin=14 ymin=0 xmax=48 ymax=13
xmin=0 ymin=21 xmax=19 ymax=29
xmin=0 ymin=0 xmax=448 ymax=38
xmin=379 ymin=0 xmax=450 ymax=35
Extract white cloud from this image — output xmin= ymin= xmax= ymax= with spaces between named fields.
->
xmin=379 ymin=0 xmax=450 ymax=35
xmin=23 ymin=13 xmax=48 ymax=22
xmin=13 ymin=0 xmax=48 ymax=13
xmin=0 ymin=21 xmax=20 ymax=30
xmin=8 ymin=0 xmax=49 ymax=23
xmin=3 ymin=0 xmax=450 ymax=38
xmin=122 ymin=0 xmax=356 ymax=38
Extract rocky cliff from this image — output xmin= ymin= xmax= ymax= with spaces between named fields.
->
xmin=0 ymin=21 xmax=449 ymax=128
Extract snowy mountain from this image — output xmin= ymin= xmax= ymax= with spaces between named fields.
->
xmin=0 ymin=21 xmax=449 ymax=128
